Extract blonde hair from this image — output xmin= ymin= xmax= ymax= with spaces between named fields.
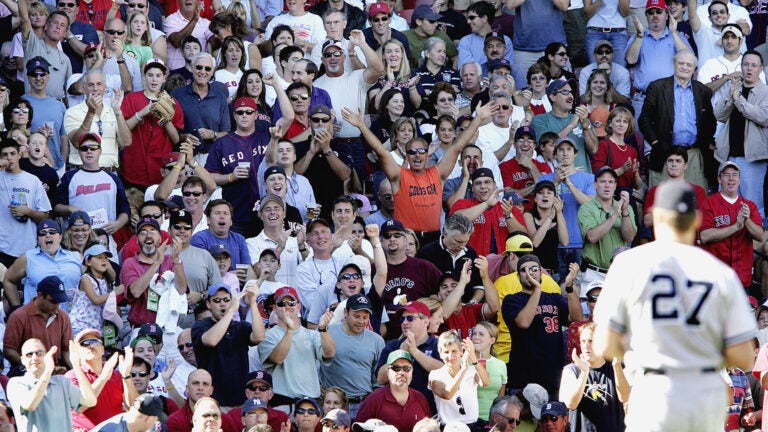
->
xmin=378 ymin=39 xmax=411 ymax=81
xmin=321 ymin=386 xmax=348 ymax=410
xmin=475 ymin=321 xmax=499 ymax=357
xmin=418 ymin=297 xmax=442 ymax=316
xmin=126 ymin=11 xmax=152 ymax=47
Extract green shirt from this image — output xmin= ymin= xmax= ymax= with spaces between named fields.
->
xmin=577 ymin=198 xmax=635 ymax=268
xmin=530 ymin=112 xmax=594 ymax=172
xmin=403 ymin=29 xmax=458 ymax=69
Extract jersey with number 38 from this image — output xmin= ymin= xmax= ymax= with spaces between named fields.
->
xmin=593 ymin=241 xmax=757 ymax=371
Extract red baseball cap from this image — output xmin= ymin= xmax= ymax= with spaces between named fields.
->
xmin=368 ymin=2 xmax=390 ymax=17
xmin=274 ymin=286 xmax=300 ymax=303
xmin=646 ymin=0 xmax=667 ymax=10
xmin=234 ymin=97 xmax=257 ymax=110
xmin=396 ymin=301 xmax=431 ymax=318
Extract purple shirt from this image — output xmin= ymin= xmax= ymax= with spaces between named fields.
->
xmin=375 ymin=256 xmax=441 ymax=338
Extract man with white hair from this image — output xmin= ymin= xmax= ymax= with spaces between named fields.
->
xmin=457 ymin=62 xmax=483 ymax=114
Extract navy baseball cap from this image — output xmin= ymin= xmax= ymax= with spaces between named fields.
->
xmin=412 ymin=4 xmax=441 ymax=22
xmin=207 ymin=282 xmax=232 ymax=297
xmin=540 ymin=401 xmax=568 ymax=417
xmin=264 ymin=165 xmax=286 ymax=181
xmin=137 ymin=323 xmax=163 ymax=345
xmin=37 ymin=275 xmax=68 ymax=303
xmin=594 ymin=166 xmax=618 ymax=180
xmin=295 ymin=397 xmax=322 ymax=413
xmin=208 ymin=244 xmax=232 ymax=259
xmin=136 ymin=217 xmax=160 ymax=232
xmin=68 ymin=210 xmax=92 ymax=227
xmin=26 ymin=56 xmax=50 ymax=74
xmin=546 ymin=78 xmax=576 ymax=95
xmin=346 ymin=293 xmax=374 ymax=313
xmin=484 ymin=31 xmax=505 ymax=45
xmin=380 ymin=219 xmax=405 ymax=235
xmin=136 ymin=394 xmax=168 ymax=422
xmin=246 ymin=370 xmax=273 ymax=387
xmin=488 ymin=58 xmax=512 ymax=72
xmin=37 ymin=219 xmax=61 ymax=235
xmin=470 ymin=167 xmax=494 ymax=182
xmin=514 ymin=126 xmax=536 ymax=142
xmin=242 ymin=398 xmax=269 ymax=414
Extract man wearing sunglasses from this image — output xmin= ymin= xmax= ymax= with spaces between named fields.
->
xmin=192 ymin=281 xmax=263 ymax=409
xmin=577 ymin=40 xmax=631 ymax=98
xmin=8 ymin=338 xmax=97 ymax=431
xmin=24 ymin=56 xmax=69 ymax=172
xmin=362 ymin=2 xmax=411 ymax=55
xmin=226 ymin=370 xmax=289 ymax=432
xmin=258 ymin=286 xmax=335 ymax=408
xmin=358 ymin=350 xmax=430 ymax=431
xmin=101 ymin=18 xmax=142 ymax=93
xmin=487 ymin=395 xmax=523 ymax=432
xmin=53 ymin=0 xmax=98 ymax=74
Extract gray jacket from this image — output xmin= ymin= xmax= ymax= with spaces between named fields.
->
xmin=714 ymin=80 xmax=768 ymax=163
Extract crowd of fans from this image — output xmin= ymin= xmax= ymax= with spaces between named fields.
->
xmin=3 ymin=0 xmax=768 ymax=430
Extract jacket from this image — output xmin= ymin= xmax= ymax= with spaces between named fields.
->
xmin=714 ymin=80 xmax=768 ymax=163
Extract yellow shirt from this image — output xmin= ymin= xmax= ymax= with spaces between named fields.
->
xmin=493 ymin=272 xmax=561 ymax=362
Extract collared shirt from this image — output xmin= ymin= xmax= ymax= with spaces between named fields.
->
xmin=63 ymin=102 xmax=120 ymax=167
xmin=170 ymin=83 xmax=231 ymax=154
xmin=24 ymin=247 xmax=83 ymax=312
xmin=9 ymin=374 xmax=81 ymax=432
xmin=630 ymin=28 xmax=692 ymax=91
xmin=672 ymin=79 xmax=698 ymax=146
xmin=163 ymin=11 xmax=213 ymax=70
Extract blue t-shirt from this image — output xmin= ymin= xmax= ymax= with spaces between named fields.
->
xmin=190 ymin=229 xmax=251 ymax=269
xmin=512 ymin=0 xmax=566 ymax=51
xmin=537 ymin=172 xmax=595 ymax=249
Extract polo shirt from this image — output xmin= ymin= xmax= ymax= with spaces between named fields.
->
xmin=9 ymin=374 xmax=81 ymax=432
xmin=4 ymin=301 xmax=73 ymax=365
xmin=355 ymin=385 xmax=431 ymax=431
xmin=577 ymin=198 xmax=636 ymax=269
xmin=170 ymin=83 xmax=231 ymax=154
xmin=66 ymin=366 xmax=124 ymax=426
xmin=120 ymin=254 xmax=178 ymax=327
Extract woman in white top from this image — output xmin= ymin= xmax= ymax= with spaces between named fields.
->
xmin=214 ymin=36 xmax=247 ymax=102
xmin=428 ymin=330 xmax=490 ymax=427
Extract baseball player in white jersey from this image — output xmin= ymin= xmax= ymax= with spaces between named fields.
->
xmin=593 ymin=181 xmax=757 ymax=432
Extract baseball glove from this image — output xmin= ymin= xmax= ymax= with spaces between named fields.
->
xmin=149 ymin=91 xmax=176 ymax=125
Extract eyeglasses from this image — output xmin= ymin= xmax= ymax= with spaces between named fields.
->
xmin=645 ymin=8 xmax=664 ymax=15
xmin=12 ymin=108 xmax=29 ymax=114
xmin=183 ymin=191 xmax=204 ymax=197
xmin=503 ymin=416 xmax=521 ymax=426
xmin=126 ymin=2 xmax=146 ymax=7
xmin=323 ymin=51 xmax=344 ymax=58
xmin=295 ymin=408 xmax=319 ymax=415
xmin=131 ymin=370 xmax=150 ymax=377
xmin=322 ymin=421 xmax=342 ymax=429
xmin=406 ymin=148 xmax=427 ymax=155
xmin=498 ymin=104 xmax=510 ymax=110
xmin=235 ymin=110 xmax=255 ymax=116
xmin=195 ymin=65 xmax=213 ymax=72
xmin=80 ymin=145 xmax=101 ymax=152
xmin=426 ymin=19 xmax=437 ymax=24
xmin=80 ymin=338 xmax=103 ymax=347
xmin=520 ymin=265 xmax=540 ymax=273
xmin=277 ymin=299 xmax=298 ymax=307
xmin=311 ymin=117 xmax=331 ymax=123
xmin=173 ymin=224 xmax=193 ymax=231
xmin=339 ymin=273 xmax=362 ymax=280
xmin=541 ymin=415 xmax=560 ymax=423
xmin=466 ymin=14 xmax=479 ymax=20
xmin=177 ymin=342 xmax=193 ymax=350
xmin=371 ymin=16 xmax=389 ymax=23
xmin=38 ymin=229 xmax=58 ymax=236
xmin=390 ymin=364 xmax=413 ymax=372
xmin=30 ymin=71 xmax=48 ymax=77
xmin=24 ymin=350 xmax=45 ymax=358
xmin=57 ymin=2 xmax=76 ymax=6
xmin=588 ymin=295 xmax=599 ymax=302
xmin=456 ymin=397 xmax=466 ymax=415
xmin=247 ymin=384 xmax=270 ymax=391
xmin=383 ymin=232 xmax=405 ymax=239
xmin=209 ymin=297 xmax=231 ymax=303
xmin=556 ymin=89 xmax=573 ymax=96
xmin=105 ymin=29 xmax=126 ymax=35
xmin=554 ymin=51 xmax=568 ymax=57
xmin=289 ymin=94 xmax=310 ymax=101
xmin=142 ymin=213 xmax=162 ymax=220
xmin=596 ymin=49 xmax=613 ymax=55
xmin=399 ymin=315 xmax=419 ymax=323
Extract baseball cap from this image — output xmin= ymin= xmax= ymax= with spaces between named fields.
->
xmin=386 ymin=349 xmax=414 ymax=365
xmin=322 ymin=40 xmax=344 ymax=53
xmin=264 ymin=165 xmax=286 ymax=181
xmin=646 ymin=0 xmax=667 ymax=10
xmin=412 ymin=4 xmax=441 ymax=23
xmin=130 ymin=335 xmax=156 ymax=349
xmin=516 ymin=253 xmax=541 ymax=273
xmin=274 ymin=286 xmax=300 ymax=303
xmin=310 ymin=104 xmax=333 ymax=117
xmin=306 ymin=217 xmax=331 ymax=233
xmin=37 ymin=275 xmax=68 ymax=304
xmin=242 ymin=398 xmax=270 ymax=415
xmin=143 ymin=57 xmax=167 ymax=74
xmin=504 ymin=232 xmax=534 ymax=254
xmin=259 ymin=248 xmax=280 ymax=263
xmin=488 ymin=58 xmax=512 ymax=72
xmin=78 ymin=132 xmax=102 ymax=146
xmin=207 ymin=282 xmax=233 ymax=297
xmin=368 ymin=2 xmax=390 ymax=17
xmin=234 ymin=97 xmax=257 ymax=110
xmin=83 ymin=244 xmax=112 ymax=262
xmin=260 ymin=194 xmax=285 ymax=210
xmin=522 ymin=383 xmax=548 ymax=419
xmin=323 ymin=409 xmax=351 ymax=427
xmin=295 ymin=397 xmax=322 ymax=413
xmin=718 ymin=160 xmax=740 ymax=175
xmin=37 ymin=219 xmax=61 ymax=235
xmin=68 ymin=210 xmax=92 ymax=227
xmin=594 ymin=40 xmax=612 ymax=52
xmin=554 ymin=136 xmax=578 ymax=151
xmin=470 ymin=167 xmax=494 ymax=182
xmin=345 ymin=255 xmax=371 ymax=287
xmin=396 ymin=300 xmax=431 ymax=318
xmin=438 ymin=271 xmax=458 ymax=285
xmin=380 ymin=219 xmax=405 ymax=235
xmin=352 ymin=419 xmax=389 ymax=432
xmin=722 ymin=24 xmax=744 ymax=39
xmin=66 ymin=73 xmax=83 ymax=92
xmin=584 ymin=280 xmax=603 ymax=297
xmin=484 ymin=31 xmax=505 ymax=45
xmin=75 ymin=328 xmax=103 ymax=344
xmin=533 ymin=180 xmax=556 ymax=196
xmin=246 ymin=370 xmax=273 ymax=387
xmin=26 ymin=56 xmax=50 ymax=74
xmin=136 ymin=217 xmax=160 ymax=232
xmin=595 ymin=165 xmax=618 ymax=180
xmin=540 ymin=401 xmax=568 ymax=418
xmin=169 ymin=209 xmax=193 ymax=226
xmin=137 ymin=323 xmax=163 ymax=345
xmin=136 ymin=394 xmax=168 ymax=423
xmin=590 ymin=106 xmax=610 ymax=137
xmin=208 ymin=244 xmax=232 ymax=259
xmin=84 ymin=42 xmax=99 ymax=55
xmin=161 ymin=152 xmax=180 ymax=167
xmin=546 ymin=78 xmax=574 ymax=95
xmin=654 ymin=181 xmax=697 ymax=214
xmin=505 ymin=191 xmax=529 ymax=206
xmin=346 ymin=293 xmax=374 ymax=313
xmin=514 ymin=125 xmax=536 ymax=142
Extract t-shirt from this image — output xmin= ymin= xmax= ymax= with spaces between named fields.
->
xmin=0 ymin=170 xmax=51 ymax=257
xmin=314 ymin=69 xmax=373 ymax=138
xmin=499 ymin=158 xmax=554 ymax=211
xmin=264 ymin=11 xmax=327 ymax=45
xmin=55 ymin=168 xmax=131 ymax=224
xmin=375 ymin=256 xmax=441 ymax=338
xmin=257 ymin=325 xmax=330 ymax=399
xmin=531 ymin=113 xmax=593 ymax=172
xmin=22 ymin=32 xmax=72 ymax=100
xmin=9 ymin=374 xmax=82 ymax=432
xmin=190 ymin=229 xmax=251 ymax=269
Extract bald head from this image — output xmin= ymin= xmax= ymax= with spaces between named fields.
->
xmin=186 ymin=369 xmax=214 ymax=404
xmin=21 ymin=338 xmax=45 ymax=353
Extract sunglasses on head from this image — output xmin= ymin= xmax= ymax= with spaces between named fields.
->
xmin=38 ymin=229 xmax=59 ymax=236
xmin=80 ymin=338 xmax=103 ymax=347
xmin=295 ymin=408 xmax=318 ymax=415
xmin=173 ymin=224 xmax=193 ymax=231
xmin=24 ymin=350 xmax=45 ymax=358
xmin=183 ymin=191 xmax=204 ymax=197
xmin=277 ymin=299 xmax=298 ymax=307
xmin=311 ymin=116 xmax=331 ymax=123
xmin=406 ymin=148 xmax=427 ymax=155
xmin=80 ymin=145 xmax=101 ymax=152
xmin=383 ymin=232 xmax=404 ymax=239
xmin=235 ymin=110 xmax=255 ymax=116
xmin=339 ymin=272 xmax=362 ymax=280
xmin=195 ymin=65 xmax=213 ymax=72
xmin=105 ymin=29 xmax=126 ymax=35
xmin=323 ymin=51 xmax=344 ymax=58
xmin=247 ymin=384 xmax=270 ymax=391
xmin=131 ymin=370 xmax=150 ymax=377
xmin=390 ymin=364 xmax=412 ymax=372
xmin=177 ymin=342 xmax=193 ymax=350
xmin=371 ymin=15 xmax=389 ymax=23
xmin=209 ymin=297 xmax=231 ymax=303
xmin=289 ymin=94 xmax=310 ymax=101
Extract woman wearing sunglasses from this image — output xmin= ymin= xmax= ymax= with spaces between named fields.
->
xmin=428 ymin=330 xmax=489 ymax=430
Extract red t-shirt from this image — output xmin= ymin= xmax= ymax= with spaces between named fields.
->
xmin=449 ymin=199 xmax=523 ymax=255
xmin=76 ymin=0 xmax=119 ymax=30
xmin=499 ymin=158 xmax=553 ymax=212
xmin=644 ymin=181 xmax=708 ymax=214
xmin=441 ymin=303 xmax=485 ymax=339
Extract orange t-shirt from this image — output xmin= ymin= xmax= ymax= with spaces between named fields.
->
xmin=394 ymin=166 xmax=442 ymax=232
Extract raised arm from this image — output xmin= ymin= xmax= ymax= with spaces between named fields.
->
xmin=342 ymin=107 xmax=401 ymax=186
xmin=349 ymin=30 xmax=383 ymax=85
xmin=437 ymin=101 xmax=499 ymax=181
xmin=366 ymin=224 xmax=388 ymax=291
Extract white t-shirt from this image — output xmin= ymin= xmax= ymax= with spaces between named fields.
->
xmin=214 ymin=68 xmax=243 ymax=100
xmin=265 ymin=12 xmax=327 ymax=46
xmin=314 ymin=69 xmax=373 ymax=137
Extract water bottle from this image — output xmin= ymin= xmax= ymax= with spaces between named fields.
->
xmin=10 ymin=192 xmax=28 ymax=223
